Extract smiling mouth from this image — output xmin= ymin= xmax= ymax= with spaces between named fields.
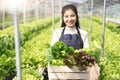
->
xmin=68 ymin=23 xmax=73 ymax=25
xmin=68 ymin=21 xmax=74 ymax=25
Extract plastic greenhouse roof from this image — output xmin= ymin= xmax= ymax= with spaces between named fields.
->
xmin=87 ymin=0 xmax=120 ymax=7
xmin=62 ymin=0 xmax=119 ymax=7
xmin=0 ymin=0 xmax=120 ymax=12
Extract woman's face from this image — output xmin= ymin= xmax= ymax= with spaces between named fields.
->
xmin=63 ymin=9 xmax=77 ymax=28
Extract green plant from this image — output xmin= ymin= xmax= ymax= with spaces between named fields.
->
xmin=80 ymin=16 xmax=120 ymax=79
xmin=46 ymin=41 xmax=74 ymax=62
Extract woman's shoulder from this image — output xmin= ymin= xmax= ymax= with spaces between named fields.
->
xmin=54 ymin=27 xmax=63 ymax=33
xmin=55 ymin=27 xmax=64 ymax=30
xmin=79 ymin=28 xmax=88 ymax=35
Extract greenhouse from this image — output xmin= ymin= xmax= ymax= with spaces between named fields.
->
xmin=0 ymin=0 xmax=120 ymax=80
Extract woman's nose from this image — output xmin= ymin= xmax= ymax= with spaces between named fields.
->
xmin=68 ymin=17 xmax=72 ymax=20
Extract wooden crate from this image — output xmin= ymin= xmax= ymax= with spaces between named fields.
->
xmin=48 ymin=65 xmax=90 ymax=80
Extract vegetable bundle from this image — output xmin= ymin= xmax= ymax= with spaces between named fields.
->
xmin=64 ymin=49 xmax=96 ymax=71
xmin=46 ymin=41 xmax=74 ymax=62
xmin=46 ymin=41 xmax=96 ymax=71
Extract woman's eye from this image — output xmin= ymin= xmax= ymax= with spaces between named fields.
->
xmin=71 ymin=14 xmax=75 ymax=17
xmin=64 ymin=15 xmax=75 ymax=18
xmin=64 ymin=15 xmax=68 ymax=18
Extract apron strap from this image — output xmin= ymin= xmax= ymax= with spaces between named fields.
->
xmin=59 ymin=27 xmax=65 ymax=41
xmin=76 ymin=27 xmax=84 ymax=48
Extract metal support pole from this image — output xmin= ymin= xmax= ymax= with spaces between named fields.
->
xmin=27 ymin=10 xmax=30 ymax=22
xmin=35 ymin=0 xmax=39 ymax=20
xmin=23 ymin=0 xmax=27 ymax=24
xmin=13 ymin=5 xmax=22 ymax=80
xmin=2 ymin=0 xmax=5 ymax=30
xmin=60 ymin=0 xmax=62 ymax=25
xmin=90 ymin=0 xmax=93 ymax=42
xmin=41 ymin=3 xmax=44 ymax=18
xmin=85 ymin=2 xmax=89 ymax=27
xmin=101 ymin=0 xmax=107 ymax=57
xmin=52 ymin=0 xmax=55 ymax=33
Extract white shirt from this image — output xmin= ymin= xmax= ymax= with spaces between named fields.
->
xmin=51 ymin=26 xmax=89 ymax=48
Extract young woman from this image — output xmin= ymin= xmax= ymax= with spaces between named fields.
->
xmin=51 ymin=4 xmax=89 ymax=49
xmin=50 ymin=4 xmax=100 ymax=80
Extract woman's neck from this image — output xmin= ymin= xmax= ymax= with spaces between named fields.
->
xmin=66 ymin=26 xmax=76 ymax=30
xmin=64 ymin=26 xmax=77 ymax=34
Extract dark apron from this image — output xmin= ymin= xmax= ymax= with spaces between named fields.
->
xmin=59 ymin=27 xmax=83 ymax=49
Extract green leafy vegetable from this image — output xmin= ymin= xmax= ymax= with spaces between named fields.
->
xmin=46 ymin=41 xmax=74 ymax=62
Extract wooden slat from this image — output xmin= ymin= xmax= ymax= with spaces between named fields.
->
xmin=48 ymin=66 xmax=90 ymax=80
xmin=49 ymin=73 xmax=89 ymax=79
xmin=48 ymin=66 xmax=89 ymax=72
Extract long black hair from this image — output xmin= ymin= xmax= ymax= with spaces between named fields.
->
xmin=60 ymin=4 xmax=83 ymax=48
xmin=61 ymin=4 xmax=80 ymax=28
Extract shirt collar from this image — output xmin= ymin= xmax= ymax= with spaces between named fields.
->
xmin=66 ymin=26 xmax=76 ymax=31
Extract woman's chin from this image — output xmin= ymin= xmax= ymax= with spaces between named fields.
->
xmin=67 ymin=25 xmax=75 ymax=28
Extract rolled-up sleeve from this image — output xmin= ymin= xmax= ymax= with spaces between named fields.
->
xmin=80 ymin=30 xmax=89 ymax=48
xmin=83 ymin=33 xmax=89 ymax=48
xmin=51 ymin=30 xmax=60 ymax=46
